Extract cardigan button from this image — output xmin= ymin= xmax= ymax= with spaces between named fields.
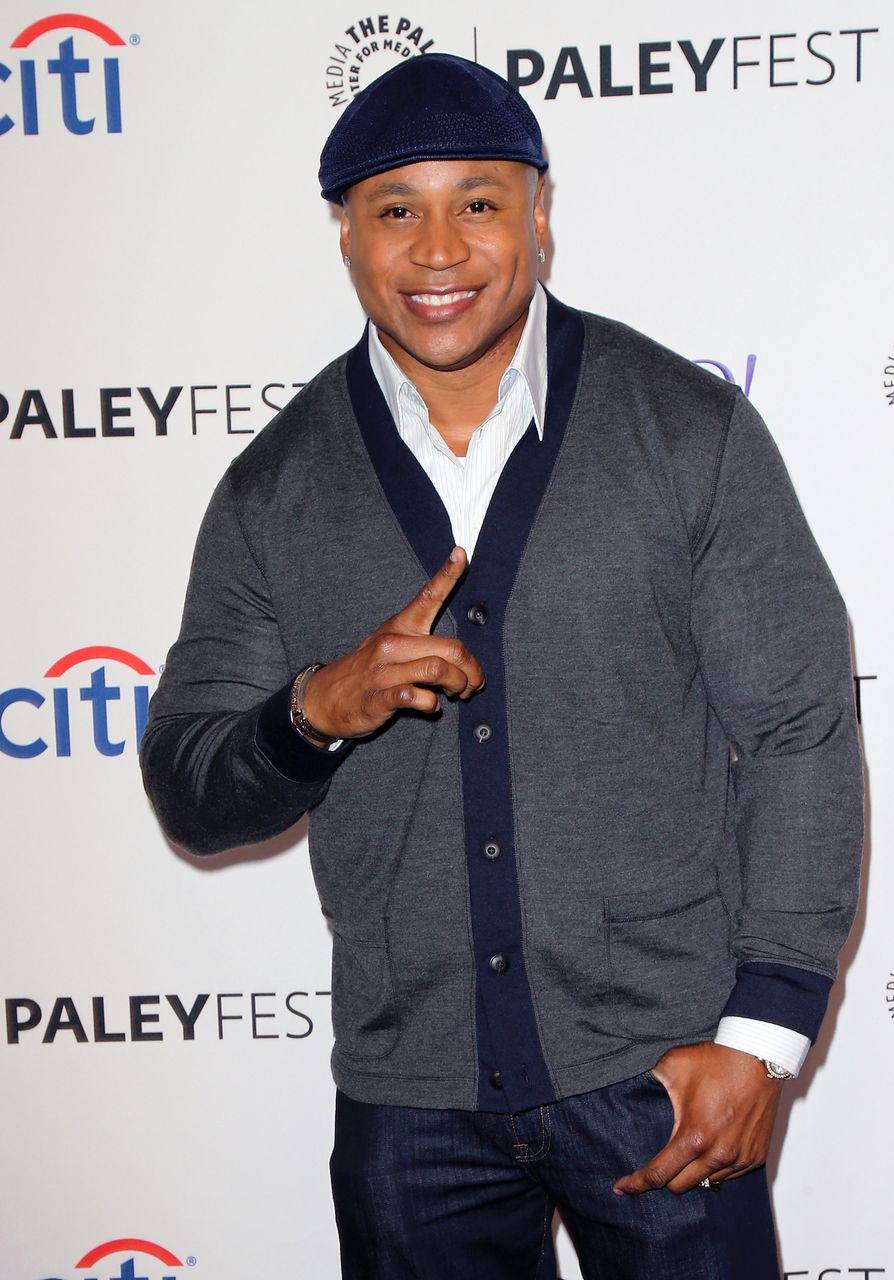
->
xmin=482 ymin=840 xmax=501 ymax=860
xmin=467 ymin=603 xmax=488 ymax=626
xmin=474 ymin=723 xmax=493 ymax=743
xmin=489 ymin=952 xmax=510 ymax=976
xmin=489 ymin=1070 xmax=503 ymax=1089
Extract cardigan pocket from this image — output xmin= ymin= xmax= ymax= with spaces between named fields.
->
xmin=330 ymin=924 xmax=398 ymax=1060
xmin=605 ymin=869 xmax=735 ymax=1042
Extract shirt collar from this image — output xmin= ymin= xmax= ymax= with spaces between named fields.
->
xmin=367 ymin=282 xmax=548 ymax=440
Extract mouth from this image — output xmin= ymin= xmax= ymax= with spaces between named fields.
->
xmin=402 ymin=287 xmax=482 ymax=321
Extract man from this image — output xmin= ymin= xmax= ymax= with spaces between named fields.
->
xmin=141 ymin=54 xmax=863 ymax=1279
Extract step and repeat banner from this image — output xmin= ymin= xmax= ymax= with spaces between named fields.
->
xmin=1 ymin=2 xmax=890 ymax=1277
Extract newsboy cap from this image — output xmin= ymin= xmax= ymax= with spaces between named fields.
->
xmin=319 ymin=53 xmax=548 ymax=204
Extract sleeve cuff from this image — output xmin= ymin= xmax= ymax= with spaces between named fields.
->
xmin=714 ymin=1016 xmax=810 ymax=1077
xmin=720 ymin=961 xmax=833 ymax=1042
xmin=254 ymin=679 xmax=353 ymax=783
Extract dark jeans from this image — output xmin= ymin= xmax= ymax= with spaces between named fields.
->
xmin=330 ymin=1072 xmax=780 ymax=1279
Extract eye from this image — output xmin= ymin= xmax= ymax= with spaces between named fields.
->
xmin=466 ymin=199 xmax=494 ymax=214
xmin=382 ymin=205 xmax=413 ymax=219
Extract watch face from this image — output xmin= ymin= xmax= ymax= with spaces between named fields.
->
xmin=763 ymin=1060 xmax=793 ymax=1079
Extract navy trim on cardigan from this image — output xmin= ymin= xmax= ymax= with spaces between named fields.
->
xmin=721 ymin=961 xmax=833 ymax=1043
xmin=346 ymin=292 xmax=585 ymax=1112
xmin=255 ymin=680 xmax=352 ymax=783
xmin=345 ymin=337 xmax=454 ymax=579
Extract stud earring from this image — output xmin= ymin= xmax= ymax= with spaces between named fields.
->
xmin=538 ymin=247 xmax=545 ymax=264
xmin=343 ymin=254 xmax=352 ymax=268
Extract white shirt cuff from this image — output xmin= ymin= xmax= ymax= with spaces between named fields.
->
xmin=714 ymin=1016 xmax=811 ymax=1077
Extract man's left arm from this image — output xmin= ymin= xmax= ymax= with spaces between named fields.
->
xmin=615 ymin=390 xmax=864 ymax=1195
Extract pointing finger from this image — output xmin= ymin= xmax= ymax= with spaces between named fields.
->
xmin=394 ymin=547 xmax=468 ymax=635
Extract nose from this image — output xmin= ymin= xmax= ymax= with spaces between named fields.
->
xmin=408 ymin=212 xmax=470 ymax=272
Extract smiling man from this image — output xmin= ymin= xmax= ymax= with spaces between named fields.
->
xmin=141 ymin=54 xmax=863 ymax=1280
xmin=337 ymin=159 xmax=546 ymax=460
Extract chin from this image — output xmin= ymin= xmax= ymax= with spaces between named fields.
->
xmin=403 ymin=327 xmax=491 ymax=370
xmin=413 ymin=345 xmax=484 ymax=373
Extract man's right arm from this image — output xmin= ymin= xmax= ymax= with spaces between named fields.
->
xmin=139 ymin=472 xmax=346 ymax=855
xmin=140 ymin=473 xmax=483 ymax=855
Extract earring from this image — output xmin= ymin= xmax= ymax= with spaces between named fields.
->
xmin=343 ymin=254 xmax=352 ymax=268
xmin=538 ymin=247 xmax=545 ymax=264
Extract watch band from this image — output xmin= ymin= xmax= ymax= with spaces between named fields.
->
xmin=290 ymin=663 xmax=340 ymax=750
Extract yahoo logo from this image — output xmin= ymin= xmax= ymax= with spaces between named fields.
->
xmin=0 ymin=646 xmax=156 ymax=759
xmin=1 ymin=13 xmax=130 ymax=137
xmin=693 ymin=353 xmax=757 ymax=398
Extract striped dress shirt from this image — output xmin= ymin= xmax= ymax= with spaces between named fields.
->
xmin=368 ymin=283 xmax=548 ymax=560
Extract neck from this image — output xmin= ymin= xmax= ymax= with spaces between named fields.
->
xmin=379 ymin=310 xmax=528 ymax=457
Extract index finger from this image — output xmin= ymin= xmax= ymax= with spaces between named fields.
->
xmin=394 ymin=547 xmax=468 ymax=635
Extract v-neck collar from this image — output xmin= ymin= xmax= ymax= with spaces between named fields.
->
xmin=344 ymin=290 xmax=585 ymax=589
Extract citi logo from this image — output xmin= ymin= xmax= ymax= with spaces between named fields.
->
xmin=1 ymin=13 xmax=132 ymax=137
xmin=39 ymin=1235 xmax=193 ymax=1279
xmin=0 ymin=646 xmax=157 ymax=759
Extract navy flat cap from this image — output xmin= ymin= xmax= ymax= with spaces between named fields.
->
xmin=319 ymin=53 xmax=548 ymax=203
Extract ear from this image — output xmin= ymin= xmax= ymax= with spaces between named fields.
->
xmin=339 ymin=206 xmax=352 ymax=261
xmin=533 ymin=173 xmax=548 ymax=254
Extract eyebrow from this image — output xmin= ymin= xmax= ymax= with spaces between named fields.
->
xmin=362 ymin=174 xmax=509 ymax=202
xmin=455 ymin=174 xmax=510 ymax=191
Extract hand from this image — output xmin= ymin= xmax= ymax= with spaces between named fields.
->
xmin=613 ymin=1042 xmax=784 ymax=1196
xmin=302 ymin=547 xmax=485 ymax=740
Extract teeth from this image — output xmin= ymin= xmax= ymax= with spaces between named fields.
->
xmin=410 ymin=290 xmax=477 ymax=306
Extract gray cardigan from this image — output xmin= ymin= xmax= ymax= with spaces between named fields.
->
xmin=141 ymin=302 xmax=864 ymax=1110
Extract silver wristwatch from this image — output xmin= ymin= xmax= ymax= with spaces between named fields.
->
xmin=760 ymin=1059 xmax=794 ymax=1080
xmin=289 ymin=663 xmax=341 ymax=750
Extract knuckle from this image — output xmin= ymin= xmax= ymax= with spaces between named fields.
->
xmin=395 ymin=685 xmax=416 ymax=707
xmin=710 ymin=1145 xmax=737 ymax=1170
xmin=425 ymin=657 xmax=447 ymax=682
xmin=643 ymin=1167 xmax=666 ymax=1189
xmin=685 ymin=1131 xmax=708 ymax=1155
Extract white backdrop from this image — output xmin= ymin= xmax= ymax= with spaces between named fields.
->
xmin=1 ymin=3 xmax=890 ymax=1278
